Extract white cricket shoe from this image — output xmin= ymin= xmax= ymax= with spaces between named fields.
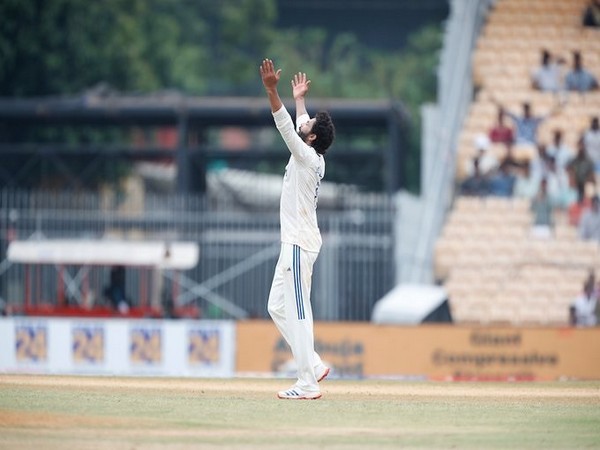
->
xmin=316 ymin=366 xmax=330 ymax=383
xmin=277 ymin=386 xmax=322 ymax=400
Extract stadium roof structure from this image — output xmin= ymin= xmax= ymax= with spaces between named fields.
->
xmin=0 ymin=93 xmax=407 ymax=125
xmin=0 ymin=93 xmax=409 ymax=194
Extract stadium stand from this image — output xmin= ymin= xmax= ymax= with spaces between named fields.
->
xmin=438 ymin=0 xmax=600 ymax=325
xmin=437 ymin=196 xmax=597 ymax=325
xmin=460 ymin=0 xmax=600 ymax=173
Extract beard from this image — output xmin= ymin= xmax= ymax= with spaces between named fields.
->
xmin=297 ymin=129 xmax=309 ymax=142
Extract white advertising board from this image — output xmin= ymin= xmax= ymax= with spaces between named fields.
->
xmin=0 ymin=317 xmax=235 ymax=377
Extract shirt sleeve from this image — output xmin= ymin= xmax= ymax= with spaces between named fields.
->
xmin=272 ymin=105 xmax=317 ymax=166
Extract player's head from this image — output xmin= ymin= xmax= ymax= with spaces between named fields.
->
xmin=299 ymin=111 xmax=335 ymax=155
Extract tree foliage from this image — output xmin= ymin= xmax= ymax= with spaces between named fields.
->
xmin=0 ymin=0 xmax=275 ymax=96
xmin=0 ymin=0 xmax=443 ymax=190
xmin=0 ymin=0 xmax=441 ymax=99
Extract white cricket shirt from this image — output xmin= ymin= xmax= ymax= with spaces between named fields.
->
xmin=572 ymin=294 xmax=598 ymax=327
xmin=272 ymin=105 xmax=324 ymax=253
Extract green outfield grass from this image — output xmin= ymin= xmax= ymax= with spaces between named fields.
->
xmin=0 ymin=375 xmax=599 ymax=449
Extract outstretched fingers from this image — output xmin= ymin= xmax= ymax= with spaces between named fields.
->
xmin=292 ymin=72 xmax=310 ymax=87
xmin=260 ymin=59 xmax=281 ymax=85
xmin=260 ymin=59 xmax=272 ymax=74
xmin=292 ymin=72 xmax=302 ymax=86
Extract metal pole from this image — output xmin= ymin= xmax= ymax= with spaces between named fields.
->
xmin=176 ymin=114 xmax=190 ymax=194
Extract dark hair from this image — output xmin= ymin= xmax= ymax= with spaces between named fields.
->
xmin=311 ymin=111 xmax=335 ymax=155
xmin=542 ymin=49 xmax=550 ymax=63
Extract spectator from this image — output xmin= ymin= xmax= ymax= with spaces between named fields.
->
xmin=489 ymin=163 xmax=516 ymax=198
xmin=499 ymin=141 xmax=526 ymax=176
xmin=531 ymin=49 xmax=563 ymax=92
xmin=500 ymin=102 xmax=560 ymax=146
xmin=461 ymin=157 xmax=490 ymax=197
xmin=530 ymin=178 xmax=554 ymax=238
xmin=586 ymin=268 xmax=596 ymax=289
xmin=104 ymin=265 xmax=129 ymax=314
xmin=504 ymin=142 xmax=534 ymax=199
xmin=570 ymin=278 xmax=597 ymax=327
xmin=464 ymin=134 xmax=498 ymax=177
xmin=565 ymin=51 xmax=598 ymax=92
xmin=569 ymin=186 xmax=594 ymax=226
xmin=584 ymin=117 xmax=600 ymax=172
xmin=567 ymin=137 xmax=596 ymax=203
xmin=547 ymin=129 xmax=574 ymax=172
xmin=545 ymin=156 xmax=576 ymax=208
xmin=582 ymin=0 xmax=600 ymax=27
xmin=578 ymin=195 xmax=600 ymax=241
xmin=489 ymin=108 xmax=514 ymax=144
xmin=529 ymin=143 xmax=552 ymax=188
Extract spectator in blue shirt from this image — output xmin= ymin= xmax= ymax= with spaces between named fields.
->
xmin=489 ymin=162 xmax=516 ymax=198
xmin=460 ymin=157 xmax=490 ymax=197
xmin=501 ymin=102 xmax=560 ymax=146
xmin=565 ymin=52 xmax=598 ymax=92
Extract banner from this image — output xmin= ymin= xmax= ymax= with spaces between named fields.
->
xmin=236 ymin=321 xmax=600 ymax=380
xmin=0 ymin=318 xmax=235 ymax=377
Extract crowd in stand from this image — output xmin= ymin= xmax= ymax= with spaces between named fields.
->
xmin=460 ymin=45 xmax=600 ymax=243
xmin=451 ymin=2 xmax=600 ymax=327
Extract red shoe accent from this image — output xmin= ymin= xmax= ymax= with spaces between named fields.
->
xmin=317 ymin=367 xmax=330 ymax=383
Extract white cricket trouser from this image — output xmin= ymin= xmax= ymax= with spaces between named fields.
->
xmin=267 ymin=243 xmax=323 ymax=393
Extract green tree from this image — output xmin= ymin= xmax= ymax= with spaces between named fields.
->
xmin=0 ymin=1 xmax=442 ymax=192
xmin=0 ymin=0 xmax=279 ymax=96
xmin=377 ymin=25 xmax=443 ymax=191
xmin=206 ymin=0 xmax=277 ymax=94
xmin=1 ymin=0 xmax=156 ymax=95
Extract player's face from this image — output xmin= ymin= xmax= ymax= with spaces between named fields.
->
xmin=298 ymin=118 xmax=316 ymax=141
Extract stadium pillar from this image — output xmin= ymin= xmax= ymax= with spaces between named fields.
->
xmin=386 ymin=109 xmax=402 ymax=194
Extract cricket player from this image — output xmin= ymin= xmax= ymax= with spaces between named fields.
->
xmin=259 ymin=59 xmax=335 ymax=400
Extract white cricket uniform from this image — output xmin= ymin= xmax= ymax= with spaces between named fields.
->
xmin=267 ymin=105 xmax=326 ymax=394
xmin=571 ymin=294 xmax=598 ymax=327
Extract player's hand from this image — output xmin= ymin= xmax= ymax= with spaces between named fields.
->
xmin=260 ymin=59 xmax=281 ymax=90
xmin=292 ymin=72 xmax=311 ymax=100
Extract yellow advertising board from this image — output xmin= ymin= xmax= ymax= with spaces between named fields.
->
xmin=236 ymin=321 xmax=600 ymax=380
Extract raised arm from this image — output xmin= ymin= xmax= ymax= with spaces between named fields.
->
xmin=259 ymin=59 xmax=283 ymax=113
xmin=292 ymin=72 xmax=311 ymax=123
xmin=260 ymin=59 xmax=317 ymax=164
